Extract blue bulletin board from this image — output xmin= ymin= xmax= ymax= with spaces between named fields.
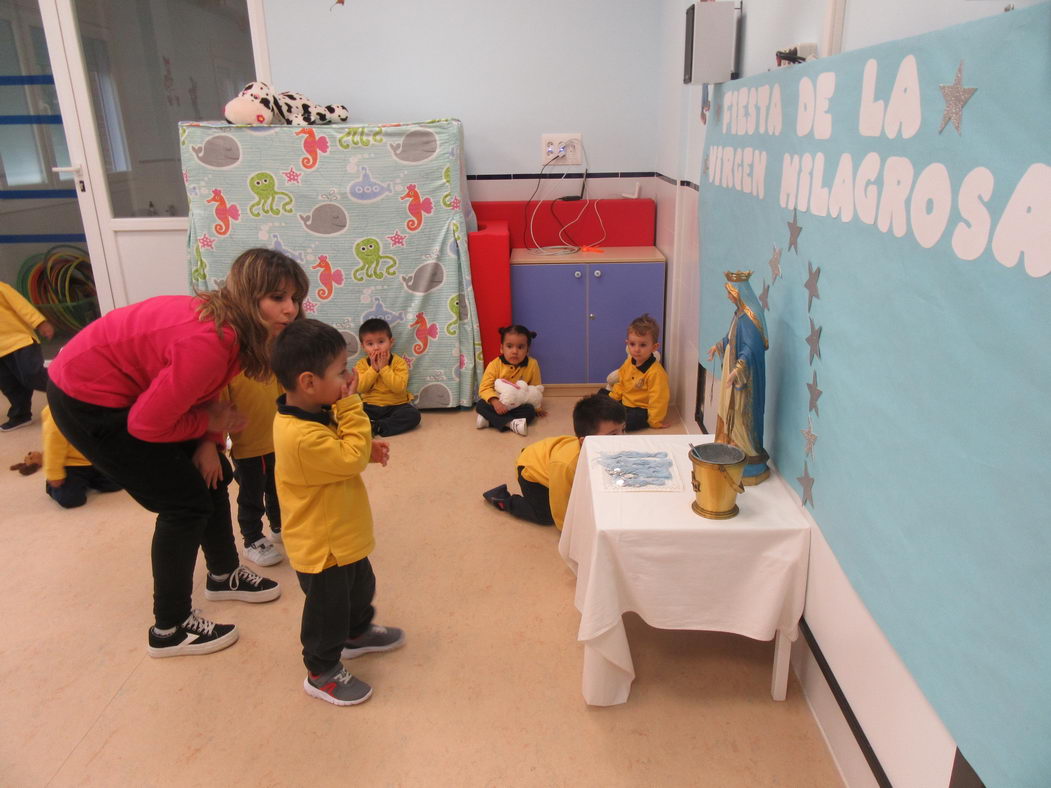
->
xmin=698 ymin=6 xmax=1050 ymax=786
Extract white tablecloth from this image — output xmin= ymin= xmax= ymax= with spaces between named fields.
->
xmin=558 ymin=434 xmax=811 ymax=705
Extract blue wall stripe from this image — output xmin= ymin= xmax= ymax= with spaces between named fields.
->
xmin=0 ymin=234 xmax=87 ymax=244
xmin=0 ymin=190 xmax=78 ymax=200
xmin=0 ymin=75 xmax=55 ymax=86
xmin=0 ymin=114 xmax=63 ymax=124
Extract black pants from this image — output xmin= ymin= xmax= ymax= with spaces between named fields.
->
xmin=47 ymin=381 xmax=240 ymax=628
xmin=363 ymin=402 xmax=421 ymax=437
xmin=296 ymin=557 xmax=375 ymax=675
xmin=596 ymin=388 xmax=649 ymax=431
xmin=46 ymin=465 xmax=122 ymax=509
xmin=475 ymin=399 xmax=537 ymax=431
xmin=507 ymin=466 xmax=555 ymax=526
xmin=0 ymin=344 xmax=47 ymax=422
xmin=232 ymin=452 xmax=281 ymax=546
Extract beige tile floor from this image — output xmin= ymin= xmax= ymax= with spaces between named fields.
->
xmin=1 ymin=391 xmax=843 ymax=786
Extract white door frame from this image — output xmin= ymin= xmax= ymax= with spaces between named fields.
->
xmin=36 ymin=0 xmax=270 ymax=311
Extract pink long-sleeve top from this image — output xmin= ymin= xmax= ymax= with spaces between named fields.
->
xmin=48 ymin=295 xmax=241 ymax=443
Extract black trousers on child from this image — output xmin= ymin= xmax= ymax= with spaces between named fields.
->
xmin=232 ymin=452 xmax=281 ymax=546
xmin=363 ymin=402 xmax=421 ymax=437
xmin=507 ymin=466 xmax=555 ymax=526
xmin=475 ymin=399 xmax=537 ymax=431
xmin=296 ymin=557 xmax=376 ymax=675
xmin=46 ymin=465 xmax=122 ymax=509
xmin=596 ymin=388 xmax=649 ymax=431
xmin=47 ymin=381 xmax=240 ymax=629
xmin=0 ymin=344 xmax=47 ymax=422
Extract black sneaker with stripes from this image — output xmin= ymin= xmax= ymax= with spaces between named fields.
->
xmin=147 ymin=610 xmax=238 ymax=658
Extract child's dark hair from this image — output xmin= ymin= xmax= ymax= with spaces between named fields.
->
xmin=573 ymin=394 xmax=627 ymax=438
xmin=498 ymin=324 xmax=537 ymax=345
xmin=271 ymin=319 xmax=346 ymax=390
xmin=628 ymin=313 xmax=660 ymax=343
xmin=358 ymin=318 xmax=392 ymax=340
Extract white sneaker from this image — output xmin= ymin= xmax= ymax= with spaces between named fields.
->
xmin=244 ymin=537 xmax=282 ymax=567
xmin=270 ymin=530 xmax=282 ymax=545
xmin=509 ymin=418 xmax=527 ymax=436
xmin=475 ymin=413 xmax=488 ymax=429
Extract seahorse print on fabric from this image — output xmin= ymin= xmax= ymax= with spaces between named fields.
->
xmin=296 ymin=127 xmax=330 ymax=170
xmin=311 ymin=255 xmax=345 ymax=301
xmin=401 ymin=184 xmax=433 ymax=232
xmin=410 ymin=312 xmax=439 ymax=355
xmin=206 ymin=188 xmax=240 ymax=235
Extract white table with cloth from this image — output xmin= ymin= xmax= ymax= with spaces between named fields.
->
xmin=558 ymin=434 xmax=811 ymax=706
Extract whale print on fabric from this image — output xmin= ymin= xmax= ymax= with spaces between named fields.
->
xmin=389 ymin=127 xmax=439 ymax=163
xmin=415 ymin=382 xmax=451 ymax=409
xmin=299 ymin=202 xmax=349 ymax=235
xmin=191 ymin=134 xmax=241 ymax=168
xmin=401 ymin=261 xmax=445 ymax=294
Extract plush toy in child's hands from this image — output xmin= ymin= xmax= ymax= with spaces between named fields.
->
xmin=9 ymin=450 xmax=42 ymax=476
xmin=494 ymin=379 xmax=544 ymax=410
xmin=224 ymin=81 xmax=349 ymax=126
xmin=606 ymin=350 xmax=661 ymax=390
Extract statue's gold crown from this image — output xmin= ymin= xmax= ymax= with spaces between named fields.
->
xmin=724 ymin=270 xmax=752 ymax=282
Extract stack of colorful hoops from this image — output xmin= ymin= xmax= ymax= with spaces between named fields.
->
xmin=16 ymin=245 xmax=100 ymax=334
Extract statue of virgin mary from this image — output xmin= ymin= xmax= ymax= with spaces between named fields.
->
xmin=706 ymin=271 xmax=770 ymax=485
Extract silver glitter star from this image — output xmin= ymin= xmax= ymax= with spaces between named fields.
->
xmin=787 ymin=209 xmax=803 ymax=253
xmin=759 ymin=280 xmax=770 ymax=311
xmin=703 ymin=153 xmax=710 ymax=176
xmin=806 ymin=318 xmax=822 ymax=365
xmin=801 ymin=418 xmax=817 ymax=456
xmin=797 ymin=462 xmax=815 ymax=507
xmin=939 ymin=62 xmax=977 ymax=135
xmin=807 ymin=371 xmax=823 ymax=415
xmin=768 ymin=246 xmax=782 ymax=282
xmin=804 ymin=261 xmax=821 ymax=312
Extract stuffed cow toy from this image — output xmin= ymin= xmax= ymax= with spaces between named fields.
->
xmin=494 ymin=379 xmax=544 ymax=410
xmin=224 ymin=81 xmax=349 ymax=126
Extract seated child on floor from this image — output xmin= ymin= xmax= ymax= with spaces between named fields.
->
xmin=355 ymin=318 xmax=420 ymax=437
xmin=603 ymin=313 xmax=670 ymax=431
xmin=222 ymin=371 xmax=284 ymax=568
xmin=475 ymin=324 xmax=543 ymax=437
xmin=271 ymin=318 xmax=404 ymax=707
xmin=482 ymin=394 xmax=626 ymax=529
xmin=41 ymin=405 xmax=122 ymax=508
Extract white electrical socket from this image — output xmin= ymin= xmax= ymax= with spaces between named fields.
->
xmin=540 ymin=133 xmax=583 ymax=166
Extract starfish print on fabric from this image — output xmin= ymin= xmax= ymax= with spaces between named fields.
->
xmin=939 ymin=62 xmax=977 ymax=135
xmin=787 ymin=209 xmax=803 ymax=253
xmin=198 ymin=234 xmax=215 ymax=250
xmin=387 ymin=231 xmax=407 ymax=247
xmin=302 ymin=298 xmax=318 ymax=314
xmin=283 ymin=167 xmax=302 ymax=184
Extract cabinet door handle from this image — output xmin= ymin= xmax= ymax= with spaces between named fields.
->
xmin=589 ymin=313 xmax=596 ymax=320
xmin=593 ymin=269 xmax=602 ymax=278
xmin=574 ymin=270 xmax=582 ymax=278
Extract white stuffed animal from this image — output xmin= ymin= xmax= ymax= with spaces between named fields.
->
xmin=605 ymin=350 xmax=661 ymax=390
xmin=224 ymin=81 xmax=349 ymax=126
xmin=494 ymin=378 xmax=544 ymax=410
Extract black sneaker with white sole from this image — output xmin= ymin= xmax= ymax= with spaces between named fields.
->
xmin=204 ymin=565 xmax=281 ymax=603
xmin=147 ymin=610 xmax=239 ymax=658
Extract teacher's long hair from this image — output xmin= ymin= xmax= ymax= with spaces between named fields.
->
xmin=197 ymin=248 xmax=309 ymax=380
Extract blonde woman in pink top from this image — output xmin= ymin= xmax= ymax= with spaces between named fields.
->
xmin=47 ymin=248 xmax=308 ymax=658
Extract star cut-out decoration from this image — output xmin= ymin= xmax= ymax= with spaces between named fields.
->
xmin=939 ymin=61 xmax=977 ymax=135
xmin=804 ymin=261 xmax=821 ymax=312
xmin=759 ymin=280 xmax=770 ymax=312
xmin=807 ymin=371 xmax=823 ymax=415
xmin=806 ymin=318 xmax=822 ymax=365
xmin=703 ymin=154 xmax=710 ymax=177
xmin=801 ymin=418 xmax=817 ymax=457
xmin=768 ymin=246 xmax=782 ymax=283
xmin=787 ymin=209 xmax=803 ymax=253
xmin=797 ymin=462 xmax=815 ymax=507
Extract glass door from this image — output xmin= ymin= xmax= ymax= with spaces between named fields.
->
xmin=36 ymin=0 xmax=261 ymax=309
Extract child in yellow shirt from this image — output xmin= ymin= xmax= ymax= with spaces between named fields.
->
xmin=604 ymin=313 xmax=671 ymax=431
xmin=271 ymin=318 xmax=403 ymax=707
xmin=355 ymin=318 xmax=420 ymax=437
xmin=0 ymin=282 xmax=54 ymax=432
xmin=482 ymin=394 xmax=626 ymax=529
xmin=41 ymin=405 xmax=122 ymax=508
xmin=475 ymin=324 xmax=543 ymax=436
xmin=222 ymin=372 xmax=284 ymax=567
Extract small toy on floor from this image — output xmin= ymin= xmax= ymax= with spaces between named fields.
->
xmin=9 ymin=450 xmax=42 ymax=476
xmin=494 ymin=378 xmax=544 ymax=410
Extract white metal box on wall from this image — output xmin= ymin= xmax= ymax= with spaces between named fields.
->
xmin=684 ymin=1 xmax=737 ymax=84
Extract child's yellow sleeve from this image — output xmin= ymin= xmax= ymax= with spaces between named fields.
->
xmin=286 ymin=395 xmax=373 ymax=483
xmin=41 ymin=409 xmax=69 ymax=481
xmin=0 ymin=282 xmax=46 ymax=331
xmin=609 ymin=358 xmax=630 ymax=401
xmin=647 ymin=366 xmax=670 ymax=428
xmin=378 ymin=354 xmax=410 ymax=394
xmin=524 ymin=358 xmax=542 ymax=386
xmin=355 ymin=356 xmax=378 ymax=394
xmin=478 ymin=359 xmax=500 ymax=403
xmin=548 ymin=459 xmax=577 ymax=530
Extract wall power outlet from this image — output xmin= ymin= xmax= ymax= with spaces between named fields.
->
xmin=540 ymin=133 xmax=583 ymax=166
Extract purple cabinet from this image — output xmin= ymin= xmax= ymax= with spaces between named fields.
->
xmin=511 ymin=255 xmax=665 ymax=384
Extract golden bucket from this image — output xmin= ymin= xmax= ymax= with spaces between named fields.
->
xmin=689 ymin=443 xmax=746 ymax=519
